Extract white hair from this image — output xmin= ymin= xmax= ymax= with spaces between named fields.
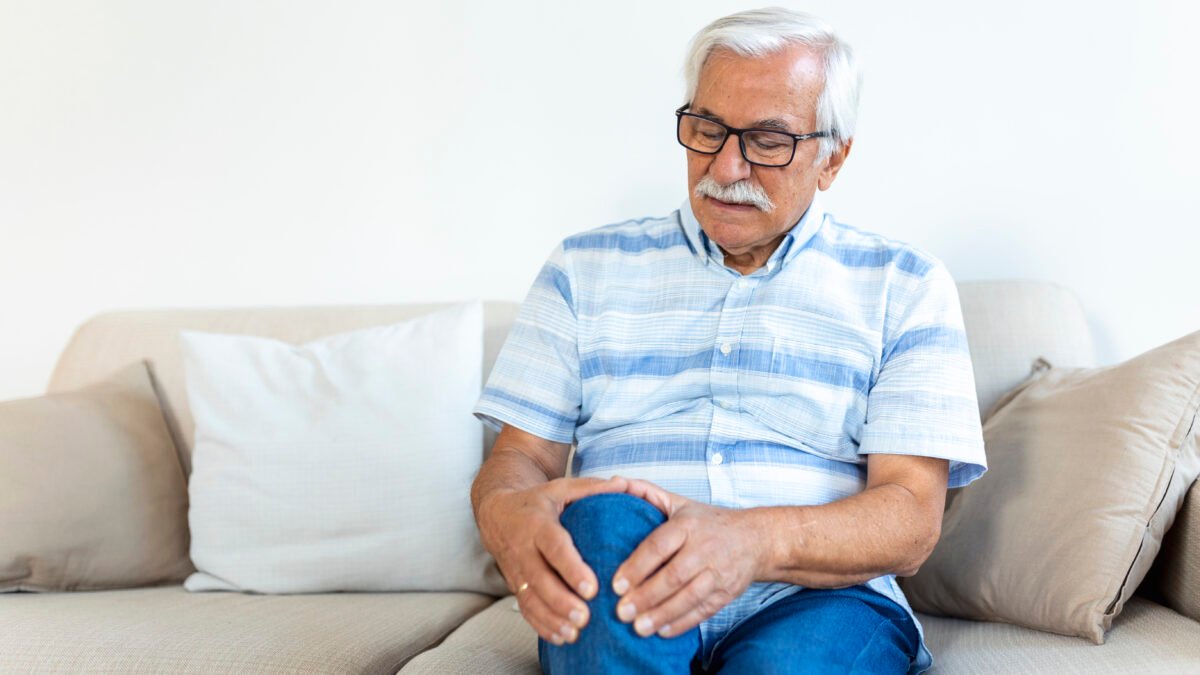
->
xmin=683 ymin=7 xmax=861 ymax=164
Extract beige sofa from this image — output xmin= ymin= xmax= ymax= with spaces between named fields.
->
xmin=2 ymin=280 xmax=1198 ymax=673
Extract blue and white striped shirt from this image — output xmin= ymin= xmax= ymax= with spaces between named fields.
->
xmin=473 ymin=195 xmax=988 ymax=674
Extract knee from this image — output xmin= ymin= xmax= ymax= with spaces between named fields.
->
xmin=560 ymin=493 xmax=665 ymax=565
xmin=543 ymin=494 xmax=699 ymax=674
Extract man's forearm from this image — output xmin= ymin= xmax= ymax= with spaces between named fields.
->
xmin=744 ymin=482 xmax=941 ymax=588
xmin=470 ymin=447 xmax=554 ymax=523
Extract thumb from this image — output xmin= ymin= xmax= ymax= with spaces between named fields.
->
xmin=558 ymin=475 xmax=630 ymax=507
xmin=617 ymin=476 xmax=682 ymax=517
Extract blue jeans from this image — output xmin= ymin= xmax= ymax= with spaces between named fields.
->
xmin=538 ymin=493 xmax=920 ymax=674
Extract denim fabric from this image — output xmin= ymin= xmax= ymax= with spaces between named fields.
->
xmin=539 ymin=494 xmax=919 ymax=675
xmin=539 ymin=493 xmax=701 ymax=674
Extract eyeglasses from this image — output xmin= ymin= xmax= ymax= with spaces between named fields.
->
xmin=675 ymin=103 xmax=832 ymax=168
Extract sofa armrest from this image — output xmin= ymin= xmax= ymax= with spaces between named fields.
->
xmin=1152 ymin=480 xmax=1200 ymax=622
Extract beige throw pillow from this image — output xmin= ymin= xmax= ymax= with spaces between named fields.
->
xmin=899 ymin=330 xmax=1200 ymax=643
xmin=0 ymin=361 xmax=194 ymax=591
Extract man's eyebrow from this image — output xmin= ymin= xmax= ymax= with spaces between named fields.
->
xmin=694 ymin=107 xmax=794 ymax=133
xmin=749 ymin=118 xmax=792 ymax=132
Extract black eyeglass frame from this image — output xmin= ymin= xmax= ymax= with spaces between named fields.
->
xmin=674 ymin=103 xmax=833 ymax=168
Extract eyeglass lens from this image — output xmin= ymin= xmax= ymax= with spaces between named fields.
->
xmin=678 ymin=115 xmax=795 ymax=166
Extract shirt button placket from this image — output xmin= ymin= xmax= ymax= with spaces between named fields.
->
xmin=707 ymin=273 xmax=751 ymax=506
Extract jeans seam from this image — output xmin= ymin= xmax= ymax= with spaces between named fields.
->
xmin=848 ymin=617 xmax=912 ymax=674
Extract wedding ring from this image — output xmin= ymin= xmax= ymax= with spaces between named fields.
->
xmin=517 ymin=582 xmax=530 ymax=594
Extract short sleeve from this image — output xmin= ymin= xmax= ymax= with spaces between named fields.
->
xmin=858 ymin=262 xmax=988 ymax=488
xmin=472 ymin=242 xmax=581 ymax=445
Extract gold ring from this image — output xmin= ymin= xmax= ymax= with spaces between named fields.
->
xmin=517 ymin=582 xmax=530 ymax=594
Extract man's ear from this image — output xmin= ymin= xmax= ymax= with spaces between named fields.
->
xmin=817 ymin=139 xmax=853 ymax=191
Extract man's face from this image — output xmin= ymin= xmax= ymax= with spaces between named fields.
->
xmin=686 ymin=45 xmax=850 ymax=260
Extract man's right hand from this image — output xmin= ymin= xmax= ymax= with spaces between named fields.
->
xmin=476 ymin=475 xmax=630 ymax=645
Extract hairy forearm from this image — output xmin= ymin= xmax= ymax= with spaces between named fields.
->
xmin=470 ymin=447 xmax=555 ymax=523
xmin=745 ymin=482 xmax=941 ymax=588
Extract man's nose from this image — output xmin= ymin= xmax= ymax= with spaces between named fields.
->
xmin=709 ymin=134 xmax=753 ymax=185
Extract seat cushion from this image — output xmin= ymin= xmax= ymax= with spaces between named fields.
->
xmin=921 ymin=596 xmax=1200 ymax=673
xmin=401 ymin=596 xmax=539 ymax=674
xmin=0 ymin=584 xmax=493 ymax=674
xmin=399 ymin=595 xmax=1200 ymax=674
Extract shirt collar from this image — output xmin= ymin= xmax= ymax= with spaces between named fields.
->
xmin=679 ymin=193 xmax=825 ymax=273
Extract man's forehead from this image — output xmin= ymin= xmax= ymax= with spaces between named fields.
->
xmin=691 ymin=45 xmax=822 ymax=127
xmin=692 ymin=106 xmax=794 ymax=132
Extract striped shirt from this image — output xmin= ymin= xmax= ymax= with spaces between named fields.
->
xmin=473 ymin=194 xmax=988 ymax=674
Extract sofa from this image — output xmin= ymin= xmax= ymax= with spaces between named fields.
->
xmin=2 ymin=279 xmax=1198 ymax=673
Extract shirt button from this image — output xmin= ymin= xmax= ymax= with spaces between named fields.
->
xmin=736 ymin=278 xmax=748 ymax=289
xmin=716 ymin=400 xmax=732 ymax=410
xmin=720 ymin=342 xmax=732 ymax=355
xmin=711 ymin=453 xmax=724 ymax=465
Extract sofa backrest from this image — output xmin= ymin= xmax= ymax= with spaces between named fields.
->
xmin=47 ymin=301 xmax=520 ymax=475
xmin=44 ymin=280 xmax=1199 ymax=620
xmin=957 ymin=279 xmax=1097 ymax=412
xmin=45 ymin=279 xmax=1096 ymax=473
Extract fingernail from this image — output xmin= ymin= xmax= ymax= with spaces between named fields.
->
xmin=617 ymin=601 xmax=636 ymax=622
xmin=569 ymin=608 xmax=587 ymax=627
xmin=635 ymin=615 xmax=655 ymax=637
xmin=550 ymin=632 xmax=564 ymax=646
xmin=579 ymin=580 xmax=595 ymax=598
xmin=658 ymin=624 xmax=672 ymax=637
xmin=613 ymin=577 xmax=629 ymax=595
xmin=563 ymin=625 xmax=579 ymax=643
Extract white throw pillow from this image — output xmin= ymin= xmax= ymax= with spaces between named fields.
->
xmin=181 ymin=301 xmax=505 ymax=595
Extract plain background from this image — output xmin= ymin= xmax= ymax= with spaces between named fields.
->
xmin=1 ymin=0 xmax=1197 ymax=401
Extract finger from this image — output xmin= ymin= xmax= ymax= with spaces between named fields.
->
xmin=617 ymin=550 xmax=705 ymax=624
xmin=515 ymin=580 xmax=580 ymax=645
xmin=534 ymin=526 xmax=596 ymax=621
xmin=639 ymin=570 xmax=721 ymax=639
xmin=612 ymin=521 xmax=687 ymax=598
xmin=505 ymin=538 xmax=586 ymax=635
xmin=557 ymin=475 xmax=630 ymax=506
xmin=618 ymin=477 xmax=680 ymax=516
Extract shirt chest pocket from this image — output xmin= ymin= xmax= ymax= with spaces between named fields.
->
xmin=746 ymin=336 xmax=875 ymax=460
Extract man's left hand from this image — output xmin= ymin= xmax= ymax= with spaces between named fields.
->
xmin=609 ymin=477 xmax=768 ymax=639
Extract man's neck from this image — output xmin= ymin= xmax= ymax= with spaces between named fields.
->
xmin=717 ymin=233 xmax=787 ymax=275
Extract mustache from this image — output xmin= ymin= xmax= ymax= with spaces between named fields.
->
xmin=694 ymin=175 xmax=775 ymax=213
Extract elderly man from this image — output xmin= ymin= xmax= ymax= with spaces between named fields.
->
xmin=470 ymin=8 xmax=987 ymax=675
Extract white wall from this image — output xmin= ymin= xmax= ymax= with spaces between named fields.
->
xmin=2 ymin=0 xmax=1198 ymax=401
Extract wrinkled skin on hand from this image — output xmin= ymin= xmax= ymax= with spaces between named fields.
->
xmin=610 ymin=478 xmax=769 ymax=639
xmin=476 ymin=476 xmax=631 ymax=645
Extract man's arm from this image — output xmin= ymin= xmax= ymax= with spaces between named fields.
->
xmin=471 ymin=423 xmax=571 ymax=512
xmin=750 ymin=453 xmax=948 ymax=585
xmin=608 ymin=453 xmax=948 ymax=638
xmin=472 ymin=423 xmax=630 ymax=646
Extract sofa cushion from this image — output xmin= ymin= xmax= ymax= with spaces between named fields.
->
xmin=401 ymin=596 xmax=539 ymax=674
xmin=0 ymin=585 xmax=493 ymax=674
xmin=919 ymin=597 xmax=1200 ymax=673
xmin=901 ymin=330 xmax=1200 ymax=644
xmin=0 ymin=360 xmax=193 ymax=592
xmin=1146 ymin=480 xmax=1200 ymax=622
xmin=398 ymin=595 xmax=1200 ymax=674
xmin=181 ymin=301 xmax=505 ymax=596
